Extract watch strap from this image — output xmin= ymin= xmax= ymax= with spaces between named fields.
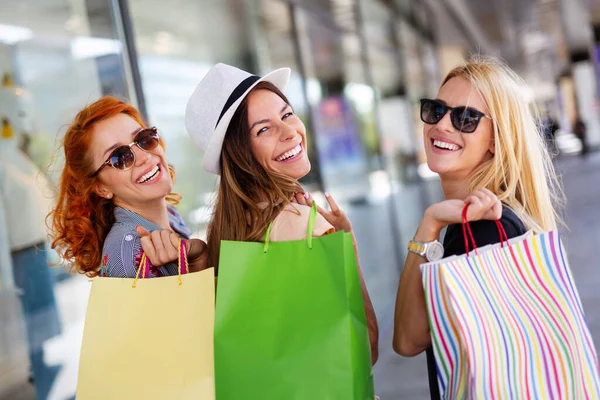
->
xmin=408 ymin=240 xmax=427 ymax=256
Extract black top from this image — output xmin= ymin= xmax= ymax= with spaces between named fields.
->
xmin=426 ymin=206 xmax=527 ymax=400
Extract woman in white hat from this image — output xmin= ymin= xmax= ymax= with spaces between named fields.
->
xmin=185 ymin=63 xmax=379 ymax=363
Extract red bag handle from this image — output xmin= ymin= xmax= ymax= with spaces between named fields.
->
xmin=461 ymin=204 xmax=509 ymax=255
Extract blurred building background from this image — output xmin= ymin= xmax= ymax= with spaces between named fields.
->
xmin=0 ymin=0 xmax=599 ymax=398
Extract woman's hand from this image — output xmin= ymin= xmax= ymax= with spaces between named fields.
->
xmin=423 ymin=188 xmax=502 ymax=233
xmin=294 ymin=191 xmax=378 ymax=363
xmin=393 ymin=188 xmax=501 ymax=356
xmin=293 ymin=192 xmax=352 ymax=233
xmin=135 ymin=226 xmax=208 ymax=272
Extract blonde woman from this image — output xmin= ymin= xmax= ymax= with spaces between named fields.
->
xmin=392 ymin=56 xmax=562 ymax=399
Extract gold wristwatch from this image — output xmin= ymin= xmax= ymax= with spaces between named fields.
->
xmin=408 ymin=240 xmax=444 ymax=262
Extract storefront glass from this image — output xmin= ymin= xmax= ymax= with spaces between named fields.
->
xmin=293 ymin=5 xmax=373 ymax=202
xmin=0 ymin=1 xmax=131 ymax=398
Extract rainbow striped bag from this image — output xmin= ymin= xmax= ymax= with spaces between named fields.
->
xmin=421 ymin=216 xmax=600 ymax=399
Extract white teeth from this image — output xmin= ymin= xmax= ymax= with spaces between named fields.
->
xmin=276 ymin=144 xmax=302 ymax=161
xmin=433 ymin=140 xmax=460 ymax=151
xmin=137 ymin=165 xmax=159 ymax=183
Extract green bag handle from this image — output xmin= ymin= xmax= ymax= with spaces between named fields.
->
xmin=263 ymin=202 xmax=318 ymax=253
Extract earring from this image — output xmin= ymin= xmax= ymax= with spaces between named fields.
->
xmin=106 ymin=194 xmax=113 ymax=199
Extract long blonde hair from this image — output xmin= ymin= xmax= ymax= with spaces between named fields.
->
xmin=442 ymin=56 xmax=563 ymax=232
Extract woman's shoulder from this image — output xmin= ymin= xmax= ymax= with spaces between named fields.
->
xmin=269 ymin=203 xmax=334 ymax=242
xmin=167 ymin=205 xmax=191 ymax=238
xmin=101 ymin=223 xmax=142 ymax=278
xmin=167 ymin=204 xmax=183 ymax=219
xmin=103 ymin=220 xmax=139 ymax=247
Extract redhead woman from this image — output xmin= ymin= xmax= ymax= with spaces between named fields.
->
xmin=48 ymin=97 xmax=207 ymax=279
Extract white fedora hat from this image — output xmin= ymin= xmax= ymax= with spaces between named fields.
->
xmin=185 ymin=63 xmax=291 ymax=175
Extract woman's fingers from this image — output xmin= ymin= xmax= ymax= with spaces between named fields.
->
xmin=160 ymin=229 xmax=179 ymax=261
xmin=480 ymin=187 xmax=496 ymax=199
xmin=304 ymin=192 xmax=314 ymax=206
xmin=314 ymin=202 xmax=331 ymax=221
xmin=481 ymin=188 xmax=502 ymax=216
xmin=305 ymin=193 xmax=330 ymax=218
xmin=139 ymin=234 xmax=158 ymax=266
xmin=294 ymin=192 xmax=308 ymax=206
xmin=472 ymin=189 xmax=492 ymax=206
xmin=324 ymin=192 xmax=341 ymax=215
xmin=475 ymin=188 xmax=502 ymax=220
xmin=136 ymin=227 xmax=181 ymax=266
xmin=136 ymin=225 xmax=151 ymax=238
xmin=151 ymin=230 xmax=168 ymax=263
xmin=301 ymin=192 xmax=351 ymax=232
xmin=465 ymin=195 xmax=483 ymax=221
xmin=492 ymin=198 xmax=502 ymax=217
xmin=464 ymin=189 xmax=502 ymax=221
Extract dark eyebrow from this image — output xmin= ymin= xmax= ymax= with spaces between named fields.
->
xmin=249 ymin=118 xmax=270 ymax=132
xmin=102 ymin=127 xmax=142 ymax=157
xmin=248 ymin=104 xmax=292 ymax=131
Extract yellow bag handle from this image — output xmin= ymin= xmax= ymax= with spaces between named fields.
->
xmin=132 ymin=238 xmax=189 ymax=288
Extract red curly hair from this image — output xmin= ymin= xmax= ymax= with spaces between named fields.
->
xmin=47 ymin=96 xmax=179 ymax=277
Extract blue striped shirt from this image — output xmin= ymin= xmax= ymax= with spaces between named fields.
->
xmin=100 ymin=206 xmax=191 ymax=278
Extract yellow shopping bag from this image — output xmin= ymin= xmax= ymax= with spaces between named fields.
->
xmin=76 ymin=243 xmax=215 ymax=400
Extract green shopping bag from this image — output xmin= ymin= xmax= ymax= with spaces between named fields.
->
xmin=214 ymin=203 xmax=374 ymax=399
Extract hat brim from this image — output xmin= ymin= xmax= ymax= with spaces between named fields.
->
xmin=202 ymin=67 xmax=291 ymax=175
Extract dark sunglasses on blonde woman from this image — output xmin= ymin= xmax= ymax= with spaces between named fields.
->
xmin=420 ymin=98 xmax=491 ymax=133
xmin=91 ymin=127 xmax=160 ymax=177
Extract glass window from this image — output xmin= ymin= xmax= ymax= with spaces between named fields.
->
xmin=0 ymin=1 xmax=131 ymax=398
xmin=395 ymin=0 xmax=412 ymax=15
xmin=128 ymin=0 xmax=256 ymax=238
xmin=396 ymin=20 xmax=429 ymax=164
xmin=293 ymin=6 xmax=374 ymax=201
xmin=360 ymin=0 xmax=419 ymax=185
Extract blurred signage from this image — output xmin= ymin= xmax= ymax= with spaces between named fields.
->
xmin=312 ymin=96 xmax=369 ymax=200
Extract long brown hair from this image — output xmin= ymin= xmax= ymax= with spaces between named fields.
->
xmin=206 ymin=82 xmax=303 ymax=270
xmin=47 ymin=96 xmax=179 ymax=277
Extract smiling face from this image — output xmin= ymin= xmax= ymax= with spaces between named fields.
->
xmin=246 ymin=88 xmax=311 ymax=180
xmin=424 ymin=77 xmax=495 ymax=181
xmin=89 ymin=113 xmax=173 ymax=210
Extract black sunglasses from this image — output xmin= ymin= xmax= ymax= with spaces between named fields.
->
xmin=420 ymin=99 xmax=491 ymax=133
xmin=91 ymin=127 xmax=160 ymax=177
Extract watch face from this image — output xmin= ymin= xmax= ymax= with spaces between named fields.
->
xmin=426 ymin=242 xmax=444 ymax=261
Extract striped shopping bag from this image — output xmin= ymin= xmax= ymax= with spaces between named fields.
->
xmin=421 ymin=210 xmax=600 ymax=399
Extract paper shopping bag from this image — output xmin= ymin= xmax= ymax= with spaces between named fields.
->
xmin=76 ymin=243 xmax=215 ymax=400
xmin=214 ymin=203 xmax=374 ymax=400
xmin=422 ymin=213 xmax=600 ymax=399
